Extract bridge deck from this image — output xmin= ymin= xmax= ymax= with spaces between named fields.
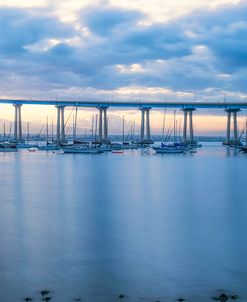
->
xmin=0 ymin=99 xmax=247 ymax=109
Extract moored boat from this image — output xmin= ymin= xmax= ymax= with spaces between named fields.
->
xmin=153 ymin=146 xmax=186 ymax=154
xmin=240 ymin=146 xmax=247 ymax=153
xmin=62 ymin=145 xmax=103 ymax=154
xmin=0 ymin=141 xmax=18 ymax=152
xmin=153 ymin=143 xmax=186 ymax=154
xmin=38 ymin=143 xmax=59 ymax=151
xmin=111 ymin=150 xmax=124 ymax=154
xmin=240 ymin=120 xmax=247 ymax=152
xmin=28 ymin=147 xmax=38 ymax=152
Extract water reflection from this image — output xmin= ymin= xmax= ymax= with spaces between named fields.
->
xmin=0 ymin=144 xmax=246 ymax=302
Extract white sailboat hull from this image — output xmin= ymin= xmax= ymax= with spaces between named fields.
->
xmin=153 ymin=147 xmax=185 ymax=154
xmin=63 ymin=148 xmax=102 ymax=154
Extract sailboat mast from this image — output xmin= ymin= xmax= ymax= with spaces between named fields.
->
xmin=122 ymin=115 xmax=125 ymax=143
xmin=162 ymin=108 xmax=166 ymax=141
xmin=175 ymin=120 xmax=178 ymax=143
xmin=72 ymin=114 xmax=75 ymax=142
xmin=246 ymin=119 xmax=247 ymax=146
xmin=173 ymin=110 xmax=176 ymax=143
xmin=178 ymin=118 xmax=181 ymax=142
xmin=94 ymin=114 xmax=98 ymax=142
xmin=130 ymin=124 xmax=133 ymax=143
xmin=27 ymin=122 xmax=30 ymax=143
xmin=91 ymin=115 xmax=94 ymax=142
xmin=3 ymin=123 xmax=6 ymax=141
xmin=46 ymin=116 xmax=49 ymax=145
xmin=49 ymin=117 xmax=52 ymax=142
xmin=9 ymin=122 xmax=12 ymax=140
xmin=74 ymin=105 xmax=78 ymax=141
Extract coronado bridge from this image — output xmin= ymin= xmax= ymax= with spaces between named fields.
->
xmin=0 ymin=98 xmax=247 ymax=145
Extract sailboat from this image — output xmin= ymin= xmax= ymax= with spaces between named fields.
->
xmin=0 ymin=141 xmax=18 ymax=152
xmin=121 ymin=120 xmax=139 ymax=150
xmin=153 ymin=110 xmax=186 ymax=154
xmin=38 ymin=117 xmax=59 ymax=151
xmin=62 ymin=111 xmax=102 ymax=154
xmin=153 ymin=144 xmax=186 ymax=153
xmin=0 ymin=122 xmax=18 ymax=152
xmin=63 ymin=144 xmax=103 ymax=154
xmin=111 ymin=115 xmax=125 ymax=153
xmin=240 ymin=120 xmax=247 ymax=153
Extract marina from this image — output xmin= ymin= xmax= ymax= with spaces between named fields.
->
xmin=0 ymin=99 xmax=246 ymax=155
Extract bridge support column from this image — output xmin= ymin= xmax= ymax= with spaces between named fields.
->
xmin=103 ymin=108 xmax=108 ymax=143
xmin=60 ymin=106 xmax=65 ymax=142
xmin=233 ymin=111 xmax=238 ymax=143
xmin=56 ymin=105 xmax=66 ymax=144
xmin=226 ymin=110 xmax=231 ymax=144
xmin=140 ymin=108 xmax=145 ymax=141
xmin=224 ymin=108 xmax=240 ymax=145
xmin=139 ymin=107 xmax=153 ymax=144
xmin=56 ymin=106 xmax=61 ymax=143
xmin=13 ymin=104 xmax=23 ymax=142
xmin=189 ymin=110 xmax=194 ymax=142
xmin=98 ymin=108 xmax=103 ymax=142
xmin=146 ymin=108 xmax=151 ymax=141
xmin=183 ymin=110 xmax=188 ymax=143
xmin=97 ymin=106 xmax=109 ymax=143
xmin=182 ymin=108 xmax=196 ymax=144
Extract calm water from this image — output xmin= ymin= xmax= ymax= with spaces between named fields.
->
xmin=0 ymin=144 xmax=246 ymax=302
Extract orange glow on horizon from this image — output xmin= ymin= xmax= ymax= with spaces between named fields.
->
xmin=0 ymin=104 xmax=246 ymax=135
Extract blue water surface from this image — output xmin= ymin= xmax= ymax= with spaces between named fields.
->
xmin=0 ymin=144 xmax=246 ymax=302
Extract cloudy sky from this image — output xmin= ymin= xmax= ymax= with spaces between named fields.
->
xmin=0 ymin=0 xmax=246 ymax=135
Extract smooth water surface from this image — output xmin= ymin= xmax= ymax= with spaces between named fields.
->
xmin=0 ymin=144 xmax=246 ymax=302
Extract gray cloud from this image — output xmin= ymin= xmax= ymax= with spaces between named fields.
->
xmin=0 ymin=3 xmax=247 ymax=100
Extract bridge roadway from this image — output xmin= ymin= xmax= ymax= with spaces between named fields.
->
xmin=0 ymin=98 xmax=247 ymax=109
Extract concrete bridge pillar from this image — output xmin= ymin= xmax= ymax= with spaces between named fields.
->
xmin=225 ymin=108 xmax=240 ymax=145
xmin=245 ymin=120 xmax=247 ymax=146
xmin=56 ymin=106 xmax=61 ymax=143
xmin=226 ymin=110 xmax=231 ymax=144
xmin=182 ymin=108 xmax=195 ymax=144
xmin=56 ymin=105 xmax=66 ymax=144
xmin=140 ymin=108 xmax=145 ymax=141
xmin=146 ymin=108 xmax=151 ymax=141
xmin=98 ymin=107 xmax=103 ymax=142
xmin=189 ymin=110 xmax=194 ymax=142
xmin=233 ymin=111 xmax=238 ymax=143
xmin=183 ymin=110 xmax=188 ymax=143
xmin=97 ymin=106 xmax=109 ymax=143
xmin=13 ymin=104 xmax=23 ymax=142
xmin=139 ymin=107 xmax=152 ymax=143
xmin=103 ymin=107 xmax=108 ymax=142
